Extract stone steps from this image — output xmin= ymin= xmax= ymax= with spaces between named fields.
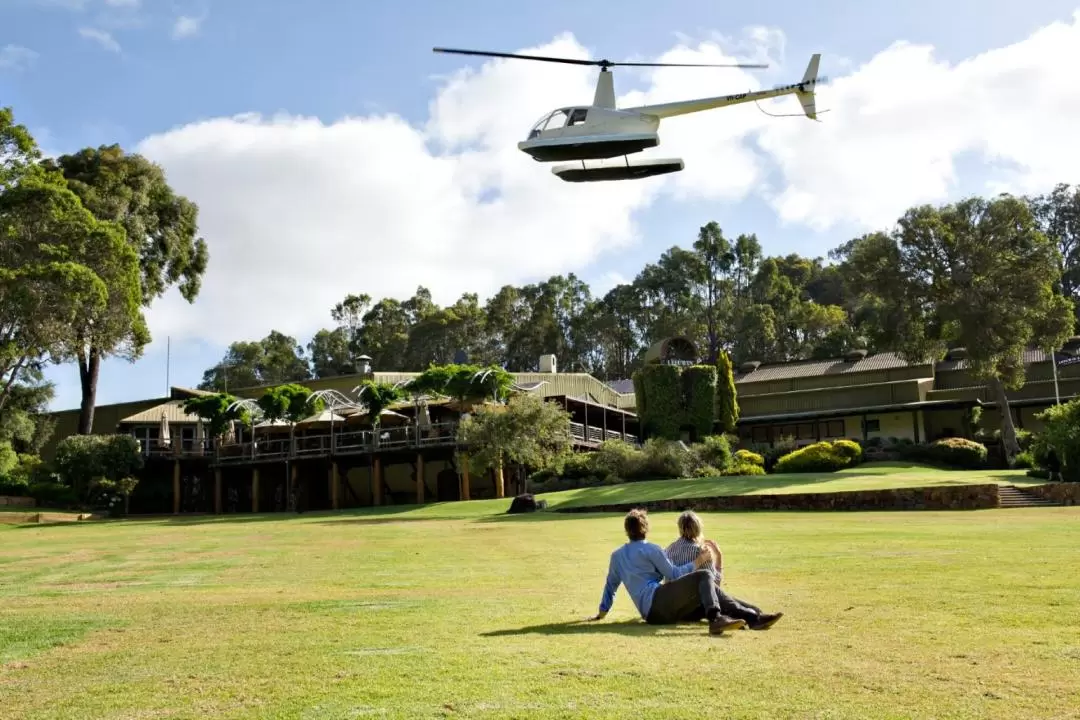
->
xmin=997 ymin=485 xmax=1060 ymax=508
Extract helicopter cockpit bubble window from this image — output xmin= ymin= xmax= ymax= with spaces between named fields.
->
xmin=527 ymin=109 xmax=570 ymax=139
xmin=567 ymin=108 xmax=588 ymax=126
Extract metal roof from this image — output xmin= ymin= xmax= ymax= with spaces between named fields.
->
xmin=119 ymin=400 xmax=202 ymax=424
xmin=607 ymin=379 xmax=635 ymax=394
xmin=734 ymin=352 xmax=920 ymax=384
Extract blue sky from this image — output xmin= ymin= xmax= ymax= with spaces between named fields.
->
xmin=3 ymin=0 xmax=1079 ymax=411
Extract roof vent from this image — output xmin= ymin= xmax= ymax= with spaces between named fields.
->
xmin=945 ymin=347 xmax=968 ymax=361
xmin=739 ymin=360 xmax=761 ymax=374
xmin=844 ymin=348 xmax=868 ymax=362
xmin=539 ymin=354 xmax=557 ymax=373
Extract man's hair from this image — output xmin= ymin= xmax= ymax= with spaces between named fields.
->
xmin=624 ymin=509 xmax=649 ymax=540
xmin=677 ymin=510 xmax=703 ymax=542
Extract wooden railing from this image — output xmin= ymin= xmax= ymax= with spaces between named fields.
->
xmin=138 ymin=420 xmax=639 ymax=464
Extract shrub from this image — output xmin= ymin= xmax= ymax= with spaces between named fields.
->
xmin=695 ymin=435 xmax=733 ymax=472
xmin=865 ymin=436 xmax=884 ymax=448
xmin=1026 ymin=468 xmax=1051 ymax=480
xmin=1011 ymin=451 xmax=1035 ymax=469
xmin=899 ymin=437 xmax=988 ymax=469
xmin=590 ymin=439 xmax=644 ymax=480
xmin=832 ymin=439 xmax=863 ymax=465
xmin=638 ymin=439 xmax=695 ymax=480
xmin=734 ymin=449 xmax=764 ymax=467
xmin=721 ymin=461 xmax=767 ymax=476
xmin=1014 ymin=429 xmax=1034 ymax=452
xmin=27 ymin=481 xmax=79 ymax=507
xmin=774 ymin=441 xmax=855 ymax=473
xmin=747 ymin=435 xmax=797 ymax=473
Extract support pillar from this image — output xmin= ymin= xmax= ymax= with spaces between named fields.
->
xmin=460 ymin=453 xmax=471 ymax=501
xmin=416 ymin=453 xmax=425 ymax=505
xmin=252 ymin=468 xmax=260 ymax=513
xmin=214 ymin=468 xmax=222 ymax=515
xmin=372 ymin=456 xmax=382 ymax=506
xmin=331 ymin=462 xmax=340 ymax=510
xmin=172 ymin=460 xmax=181 ymax=515
xmin=494 ymin=460 xmax=505 ymax=499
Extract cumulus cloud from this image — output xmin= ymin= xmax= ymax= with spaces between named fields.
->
xmin=136 ymin=15 xmax=1080 ymax=349
xmin=78 ymin=27 xmax=121 ymax=53
xmin=172 ymin=15 xmax=201 ymax=39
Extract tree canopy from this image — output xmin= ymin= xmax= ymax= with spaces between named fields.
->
xmin=835 ymin=195 xmax=1074 ymax=458
xmin=456 ymin=393 xmax=573 ymax=476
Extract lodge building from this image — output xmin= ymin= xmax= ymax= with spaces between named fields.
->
xmin=40 ymin=341 xmax=1080 ymax=515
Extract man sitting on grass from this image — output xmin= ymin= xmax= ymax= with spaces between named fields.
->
xmin=588 ymin=508 xmax=747 ymax=635
xmin=665 ymin=510 xmax=783 ymax=631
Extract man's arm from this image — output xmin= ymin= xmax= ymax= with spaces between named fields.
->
xmin=650 ymin=543 xmax=711 ymax=581
xmin=591 ymin=555 xmax=621 ymax=620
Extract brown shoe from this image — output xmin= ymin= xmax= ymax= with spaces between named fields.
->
xmin=749 ymin=612 xmax=783 ymax=630
xmin=709 ymin=615 xmax=747 ymax=634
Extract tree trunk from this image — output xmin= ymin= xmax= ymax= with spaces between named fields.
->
xmin=78 ymin=347 xmax=102 ymax=435
xmin=988 ymin=376 xmax=1021 ymax=461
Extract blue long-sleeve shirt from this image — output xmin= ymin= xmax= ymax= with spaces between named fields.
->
xmin=599 ymin=539 xmax=696 ymax=619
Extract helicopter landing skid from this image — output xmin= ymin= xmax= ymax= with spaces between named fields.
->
xmin=553 ymin=156 xmax=684 ymax=182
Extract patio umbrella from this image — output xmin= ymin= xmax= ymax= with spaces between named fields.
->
xmin=159 ymin=411 xmax=171 ymax=448
xmin=194 ymin=418 xmax=204 ymax=452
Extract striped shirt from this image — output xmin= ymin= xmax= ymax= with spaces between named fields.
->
xmin=665 ymin=537 xmax=722 ymax=583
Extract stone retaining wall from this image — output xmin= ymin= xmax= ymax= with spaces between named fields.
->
xmin=555 ymin=484 xmax=1002 ymax=514
xmin=0 ymin=496 xmax=35 ymax=507
xmin=1025 ymin=483 xmax=1080 ymax=505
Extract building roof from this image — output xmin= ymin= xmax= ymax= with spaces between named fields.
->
xmin=607 ymin=378 xmax=635 ymax=394
xmin=935 ymin=348 xmax=1056 ymax=372
xmin=735 ymin=352 xmax=919 ymax=384
xmin=119 ymin=400 xmax=202 ymax=424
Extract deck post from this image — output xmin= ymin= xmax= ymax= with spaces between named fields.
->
xmin=416 ymin=453 xmax=425 ymax=504
xmin=172 ymin=459 xmax=181 ymax=514
xmin=494 ymin=460 xmax=505 ymax=499
xmin=622 ymin=413 xmax=626 ymax=441
xmin=331 ymin=462 xmax=340 ymax=510
xmin=214 ymin=468 xmax=222 ymax=514
xmin=460 ymin=453 xmax=471 ymax=501
xmin=251 ymin=468 xmax=259 ymax=513
xmin=372 ymin=456 xmax=382 ymax=506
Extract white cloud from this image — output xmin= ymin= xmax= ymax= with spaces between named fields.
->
xmin=78 ymin=27 xmax=121 ymax=53
xmin=0 ymin=44 xmax=39 ymax=71
xmin=136 ymin=16 xmax=1080 ymax=349
xmin=172 ymin=15 xmax=201 ymax=39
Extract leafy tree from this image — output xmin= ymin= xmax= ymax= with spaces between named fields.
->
xmin=307 ymin=327 xmax=354 ymax=378
xmin=257 ymin=383 xmax=321 ymax=425
xmin=53 ymin=434 xmax=143 ymax=505
xmin=836 ymin=195 xmax=1074 ymax=459
xmin=353 ymin=379 xmax=402 ymax=428
xmin=456 ymin=393 xmax=572 ymax=480
xmin=45 ymin=145 xmax=209 ymax=434
xmin=1029 ymin=183 xmax=1080 ymax=328
xmin=200 ymin=330 xmax=311 ymax=391
xmin=692 ymin=221 xmax=734 ymax=364
xmin=716 ymin=350 xmax=739 ymax=432
xmin=182 ymin=393 xmax=251 ymax=440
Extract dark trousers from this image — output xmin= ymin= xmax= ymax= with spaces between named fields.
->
xmin=646 ymin=569 xmax=763 ymax=625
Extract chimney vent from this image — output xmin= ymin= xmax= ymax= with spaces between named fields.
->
xmin=539 ymin=354 xmax=557 ymax=373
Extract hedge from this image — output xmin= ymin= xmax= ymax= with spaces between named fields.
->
xmin=716 ymin=351 xmax=739 ymax=432
xmin=774 ymin=440 xmax=860 ymax=473
xmin=898 ymin=437 xmax=988 ymax=469
xmin=734 ymin=449 xmax=765 ymax=467
xmin=634 ymin=363 xmax=716 ymax=441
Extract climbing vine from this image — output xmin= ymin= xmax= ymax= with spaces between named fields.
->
xmin=634 ymin=364 xmax=716 ymax=441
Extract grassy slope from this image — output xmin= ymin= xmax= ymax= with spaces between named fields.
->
xmin=1 ymin=504 xmax=1077 ymax=719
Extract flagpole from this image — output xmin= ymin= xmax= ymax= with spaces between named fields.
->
xmin=166 ymin=336 xmax=171 ymax=395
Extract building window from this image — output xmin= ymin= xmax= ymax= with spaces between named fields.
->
xmin=181 ymin=426 xmax=195 ymax=451
xmin=864 ymin=418 xmax=881 ymax=433
xmin=777 ymin=425 xmax=798 ymax=441
xmin=751 ymin=426 xmax=769 ymax=444
xmin=797 ymin=423 xmax=815 ymax=440
xmin=824 ymin=420 xmax=845 ymax=438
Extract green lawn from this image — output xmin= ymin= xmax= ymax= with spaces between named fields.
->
xmin=2 ymin=496 xmax=1078 ymax=718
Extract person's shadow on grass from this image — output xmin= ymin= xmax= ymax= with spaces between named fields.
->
xmin=481 ymin=619 xmax=712 ymax=637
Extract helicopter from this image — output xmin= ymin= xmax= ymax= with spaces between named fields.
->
xmin=433 ymin=46 xmax=823 ymax=182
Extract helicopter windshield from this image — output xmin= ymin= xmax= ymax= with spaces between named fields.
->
xmin=526 ymin=109 xmax=570 ymax=139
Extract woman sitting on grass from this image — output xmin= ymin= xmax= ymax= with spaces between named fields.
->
xmin=664 ymin=510 xmax=783 ymax=631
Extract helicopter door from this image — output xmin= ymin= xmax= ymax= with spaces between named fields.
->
xmin=567 ymin=108 xmax=588 ymax=126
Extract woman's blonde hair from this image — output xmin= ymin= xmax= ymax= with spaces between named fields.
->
xmin=677 ymin=510 xmax=703 ymax=542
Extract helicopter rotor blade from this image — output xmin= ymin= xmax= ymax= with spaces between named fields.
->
xmin=432 ymin=47 xmax=598 ymax=66
xmin=433 ymin=47 xmax=768 ymax=70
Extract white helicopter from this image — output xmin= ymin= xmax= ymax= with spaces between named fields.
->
xmin=433 ymin=46 xmax=823 ymax=182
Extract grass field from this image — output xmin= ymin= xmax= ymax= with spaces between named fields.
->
xmin=2 ymin=483 xmax=1078 ymax=719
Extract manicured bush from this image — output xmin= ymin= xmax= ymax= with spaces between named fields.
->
xmin=832 ymin=439 xmax=863 ymax=465
xmin=747 ymin=436 xmax=797 ymax=473
xmin=928 ymin=438 xmax=989 ymax=469
xmin=734 ymin=449 xmax=765 ymax=467
xmin=715 ymin=351 xmax=739 ymax=433
xmin=590 ymin=439 xmax=644 ymax=480
xmin=774 ymin=441 xmax=856 ymax=473
xmin=722 ymin=461 xmax=767 ymax=476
